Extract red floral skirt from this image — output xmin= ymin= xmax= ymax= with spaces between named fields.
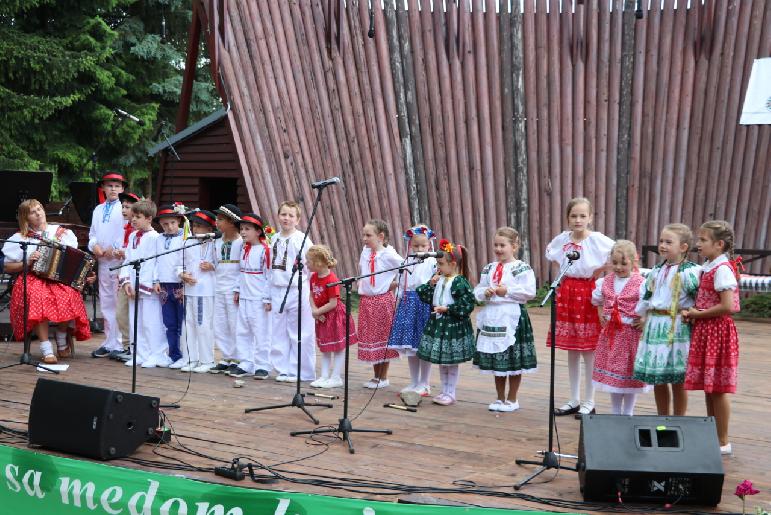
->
xmin=357 ymin=293 xmax=399 ymax=363
xmin=10 ymin=274 xmax=91 ymax=342
xmin=546 ymin=277 xmax=601 ymax=351
xmin=684 ymin=316 xmax=739 ymax=394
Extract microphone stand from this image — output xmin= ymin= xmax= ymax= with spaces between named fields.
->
xmin=0 ymin=237 xmax=65 ymax=374
xmin=290 ymin=260 xmax=423 ymax=453
xmin=110 ymin=236 xmax=212 ymax=403
xmin=244 ymin=184 xmax=334 ymax=424
xmin=514 ymin=256 xmax=578 ymax=489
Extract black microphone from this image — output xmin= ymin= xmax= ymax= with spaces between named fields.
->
xmin=114 ymin=108 xmax=145 ymax=126
xmin=311 ymin=177 xmax=341 ymax=189
xmin=566 ymin=250 xmax=580 ymax=261
xmin=190 ymin=231 xmax=221 ymax=240
xmin=407 ymin=251 xmax=444 ymax=259
xmin=368 ymin=8 xmax=375 ymax=38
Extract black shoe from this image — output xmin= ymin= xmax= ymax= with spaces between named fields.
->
xmin=254 ymin=369 xmax=270 ymax=380
xmin=91 ymin=347 xmax=111 ymax=358
xmin=208 ymin=362 xmax=231 ymax=374
xmin=574 ymin=408 xmax=597 ymax=420
xmin=554 ymin=403 xmax=580 ymax=416
xmin=227 ymin=367 xmax=251 ymax=378
xmin=107 ymin=350 xmax=126 ymax=360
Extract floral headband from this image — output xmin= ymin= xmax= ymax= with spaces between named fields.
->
xmin=438 ymin=238 xmax=463 ymax=263
xmin=404 ymin=224 xmax=435 ymax=241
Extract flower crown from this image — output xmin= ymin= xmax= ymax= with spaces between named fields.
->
xmin=263 ymin=225 xmax=276 ymax=243
xmin=172 ymin=202 xmax=188 ymax=215
xmin=404 ymin=224 xmax=435 ymax=240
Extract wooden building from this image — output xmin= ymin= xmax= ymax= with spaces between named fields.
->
xmin=150 ymin=109 xmax=250 ymax=213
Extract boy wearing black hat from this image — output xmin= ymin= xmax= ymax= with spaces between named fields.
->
xmin=152 ymin=203 xmax=187 ymax=368
xmin=209 ymin=204 xmax=244 ymax=374
xmin=88 ymin=172 xmax=129 ymax=358
xmin=176 ymin=209 xmax=218 ymax=373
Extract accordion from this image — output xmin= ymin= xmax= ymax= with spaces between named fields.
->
xmin=31 ymin=240 xmax=95 ymax=291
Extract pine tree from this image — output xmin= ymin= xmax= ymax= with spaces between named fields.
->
xmin=0 ymin=0 xmax=218 ymax=197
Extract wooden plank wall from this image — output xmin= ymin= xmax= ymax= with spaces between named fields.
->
xmin=158 ymin=118 xmax=251 ymax=212
xmin=202 ymin=0 xmax=771 ymax=280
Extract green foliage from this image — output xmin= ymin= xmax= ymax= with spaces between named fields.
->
xmin=741 ymin=293 xmax=771 ymax=319
xmin=527 ymin=285 xmax=551 ymax=307
xmin=0 ymin=0 xmax=219 ymax=198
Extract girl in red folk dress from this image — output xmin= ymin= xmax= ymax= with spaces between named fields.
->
xmin=1 ymin=199 xmax=90 ymax=363
xmin=591 ymin=240 xmax=650 ymax=415
xmin=546 ymin=197 xmax=614 ymax=417
xmin=683 ymin=221 xmax=741 ymax=456
xmin=307 ymin=244 xmax=357 ymax=389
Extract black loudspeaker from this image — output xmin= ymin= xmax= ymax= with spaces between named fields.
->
xmin=28 ymin=379 xmax=159 ymax=460
xmin=578 ymin=415 xmax=724 ymax=506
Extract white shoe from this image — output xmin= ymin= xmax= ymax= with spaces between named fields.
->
xmin=310 ymin=378 xmax=329 ymax=388
xmin=488 ymin=400 xmax=503 ymax=412
xmin=372 ymin=379 xmax=390 ymax=389
xmin=140 ymin=360 xmax=157 ymax=369
xmin=498 ymin=400 xmax=520 ymax=412
xmin=155 ymin=356 xmax=172 ymax=368
xmin=400 ymin=384 xmax=417 ymax=394
xmin=180 ymin=362 xmax=200 ymax=372
xmin=275 ymin=374 xmax=290 ymax=382
xmin=414 ymin=384 xmax=431 ymax=397
xmin=193 ymin=363 xmax=215 ymax=374
xmin=578 ymin=401 xmax=596 ymax=415
xmin=720 ymin=443 xmax=733 ymax=455
xmin=324 ymin=377 xmax=343 ymax=388
xmin=363 ymin=379 xmax=379 ymax=388
xmin=168 ymin=358 xmax=187 ymax=369
xmin=283 ymin=376 xmax=298 ymax=383
xmin=124 ymin=359 xmax=143 ymax=367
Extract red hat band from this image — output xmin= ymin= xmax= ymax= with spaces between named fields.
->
xmin=241 ymin=215 xmax=263 ymax=228
xmin=193 ymin=212 xmax=216 ymax=226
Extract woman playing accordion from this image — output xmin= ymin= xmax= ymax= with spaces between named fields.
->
xmin=1 ymin=199 xmax=91 ymax=363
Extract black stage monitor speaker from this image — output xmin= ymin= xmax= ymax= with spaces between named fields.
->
xmin=578 ymin=415 xmax=724 ymax=506
xmin=28 ymin=379 xmax=159 ymax=460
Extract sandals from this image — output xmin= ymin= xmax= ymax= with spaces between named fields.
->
xmin=432 ymin=393 xmax=456 ymax=406
xmin=41 ymin=354 xmax=58 ymax=365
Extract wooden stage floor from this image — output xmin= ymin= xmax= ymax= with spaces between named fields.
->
xmin=0 ymin=308 xmax=769 ymax=514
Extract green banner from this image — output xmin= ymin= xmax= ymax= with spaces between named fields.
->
xmin=0 ymin=444 xmax=571 ymax=515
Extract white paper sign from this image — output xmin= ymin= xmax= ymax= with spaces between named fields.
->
xmin=740 ymin=57 xmax=771 ymax=125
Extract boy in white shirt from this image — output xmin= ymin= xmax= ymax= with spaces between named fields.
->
xmin=88 ymin=172 xmax=128 ymax=358
xmin=176 ymin=209 xmax=218 ymax=373
xmin=269 ymin=201 xmax=316 ymax=383
xmin=119 ymin=200 xmax=167 ymax=367
xmin=209 ymin=204 xmax=244 ymax=374
xmin=230 ymin=214 xmax=272 ymax=378
xmin=153 ymin=204 xmax=186 ymax=367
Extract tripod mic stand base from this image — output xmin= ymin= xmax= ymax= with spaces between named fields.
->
xmin=20 ymin=352 xmax=34 ymax=365
xmin=244 ymin=392 xmax=332 ymax=425
xmin=290 ymin=417 xmax=392 ymax=454
xmin=514 ymin=451 xmax=577 ymax=490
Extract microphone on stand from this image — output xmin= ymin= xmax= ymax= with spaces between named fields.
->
xmin=189 ymin=231 xmax=221 ymax=240
xmin=407 ymin=251 xmax=444 ymax=259
xmin=566 ymin=250 xmax=581 ymax=261
xmin=311 ymin=177 xmax=341 ymax=189
xmin=114 ymin=108 xmax=145 ymax=126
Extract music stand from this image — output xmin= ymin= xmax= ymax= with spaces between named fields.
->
xmin=243 ymin=185 xmax=334 ymax=424
xmin=513 ymin=256 xmax=578 ymax=488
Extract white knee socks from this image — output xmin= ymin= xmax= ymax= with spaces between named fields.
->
xmin=568 ymin=350 xmax=581 ymax=402
xmin=331 ymin=351 xmax=345 ymax=380
xmin=320 ymin=353 xmax=332 ymax=379
xmin=609 ymin=393 xmax=638 ymax=415
xmin=439 ymin=365 xmax=460 ymax=399
xmin=407 ymin=355 xmax=420 ymax=387
xmin=582 ymin=350 xmax=595 ymax=407
xmin=418 ymin=359 xmax=432 ymax=387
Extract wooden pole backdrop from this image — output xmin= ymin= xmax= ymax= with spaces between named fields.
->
xmin=200 ymin=0 xmax=771 ymax=280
